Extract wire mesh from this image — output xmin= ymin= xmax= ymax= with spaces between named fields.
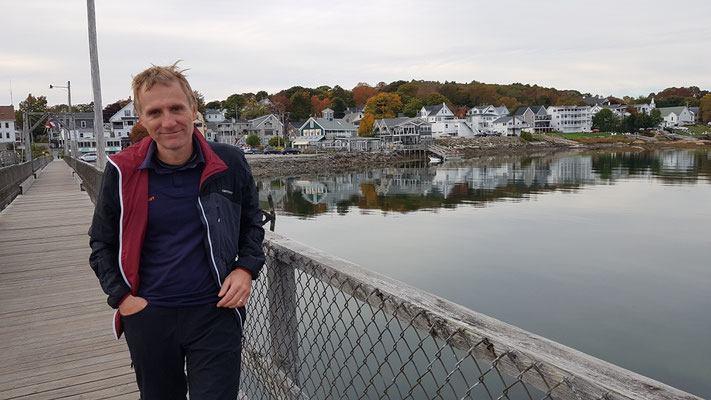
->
xmin=238 ymin=239 xmax=691 ymax=400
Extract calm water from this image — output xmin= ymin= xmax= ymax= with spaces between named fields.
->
xmin=257 ymin=149 xmax=711 ymax=397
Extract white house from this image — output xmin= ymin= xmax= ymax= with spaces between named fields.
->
xmin=466 ymin=104 xmax=509 ymax=135
xmin=419 ymin=103 xmax=460 ymax=137
xmin=658 ymin=106 xmax=694 ymax=128
xmin=491 ymin=116 xmax=530 ymax=136
xmin=0 ymin=106 xmax=16 ymax=144
xmin=205 ymin=109 xmax=226 ymax=123
xmin=343 ymin=105 xmax=365 ymax=125
xmin=109 ymin=101 xmax=139 ymax=140
xmin=546 ymin=105 xmax=593 ymax=133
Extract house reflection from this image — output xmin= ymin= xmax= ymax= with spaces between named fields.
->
xmin=258 ymin=150 xmax=711 ymax=217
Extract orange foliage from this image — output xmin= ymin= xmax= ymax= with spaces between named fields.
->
xmin=358 ymin=113 xmax=375 ymax=137
xmin=310 ymin=95 xmax=332 ymax=117
xmin=352 ymin=84 xmax=380 ymax=106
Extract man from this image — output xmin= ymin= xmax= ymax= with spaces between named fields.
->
xmin=89 ymin=62 xmax=264 ymax=399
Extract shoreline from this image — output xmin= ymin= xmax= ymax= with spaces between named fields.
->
xmin=246 ymin=135 xmax=711 ymax=178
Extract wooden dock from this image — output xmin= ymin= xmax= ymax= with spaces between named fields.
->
xmin=0 ymin=161 xmax=138 ymax=399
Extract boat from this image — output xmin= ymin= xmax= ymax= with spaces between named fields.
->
xmin=428 ymin=156 xmax=443 ymax=163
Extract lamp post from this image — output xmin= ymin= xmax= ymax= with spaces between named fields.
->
xmin=49 ymin=81 xmax=74 ymax=157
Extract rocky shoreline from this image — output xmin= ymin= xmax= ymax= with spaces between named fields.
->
xmin=246 ymin=135 xmax=711 ymax=178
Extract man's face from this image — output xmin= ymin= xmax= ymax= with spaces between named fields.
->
xmin=138 ymin=80 xmax=197 ymax=159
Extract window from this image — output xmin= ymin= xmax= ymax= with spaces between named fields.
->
xmin=4 ymin=122 xmax=8 ymax=128
xmin=80 ymin=121 xmax=87 ymax=128
xmin=124 ymin=110 xmax=131 ymax=116
xmin=5 ymin=132 xmax=9 ymax=139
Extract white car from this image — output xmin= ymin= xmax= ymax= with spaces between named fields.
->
xmin=80 ymin=153 xmax=97 ymax=162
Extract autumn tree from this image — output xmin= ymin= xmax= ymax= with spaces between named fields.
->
xmin=311 ymin=95 xmax=332 ymax=117
xmin=700 ymin=94 xmax=711 ymax=123
xmin=352 ymin=83 xmax=379 ymax=106
xmin=364 ymin=93 xmax=402 ymax=119
xmin=358 ymin=113 xmax=375 ymax=137
xmin=289 ymin=91 xmax=313 ymax=121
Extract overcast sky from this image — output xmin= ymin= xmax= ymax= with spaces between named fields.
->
xmin=2 ymin=0 xmax=710 ymax=107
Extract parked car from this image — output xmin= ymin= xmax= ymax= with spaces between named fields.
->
xmin=250 ymin=147 xmax=264 ymax=154
xmin=282 ymin=147 xmax=301 ymax=155
xmin=592 ymin=129 xmax=600 ymax=133
xmin=263 ymin=147 xmax=281 ymax=154
xmin=79 ymin=152 xmax=97 ymax=162
xmin=241 ymin=146 xmax=252 ymax=154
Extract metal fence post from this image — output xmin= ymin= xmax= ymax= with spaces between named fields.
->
xmin=267 ymin=258 xmax=300 ymax=387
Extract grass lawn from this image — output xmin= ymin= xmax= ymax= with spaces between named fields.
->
xmin=550 ymin=132 xmax=617 ymax=140
xmin=685 ymin=125 xmax=711 ymax=135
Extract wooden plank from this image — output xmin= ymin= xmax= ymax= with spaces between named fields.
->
xmin=0 ymin=162 xmax=136 ymax=398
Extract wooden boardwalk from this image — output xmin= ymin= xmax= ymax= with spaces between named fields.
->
xmin=0 ymin=161 xmax=138 ymax=399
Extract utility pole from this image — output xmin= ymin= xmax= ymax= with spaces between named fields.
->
xmin=23 ymin=112 xmax=31 ymax=162
xmin=87 ymin=0 xmax=106 ymax=168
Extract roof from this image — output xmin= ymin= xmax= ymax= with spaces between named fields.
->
xmin=345 ymin=105 xmax=365 ymax=114
xmin=423 ymin=104 xmax=444 ymax=116
xmin=376 ymin=117 xmax=426 ymax=129
xmin=582 ymin=96 xmax=608 ymax=106
xmin=302 ymin=117 xmax=357 ymax=131
xmin=513 ymin=107 xmax=528 ymax=116
xmin=0 ymin=105 xmax=16 ymax=120
xmin=657 ymin=106 xmax=689 ymax=117
xmin=205 ymin=109 xmax=223 ymax=115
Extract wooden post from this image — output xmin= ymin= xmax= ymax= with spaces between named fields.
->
xmin=267 ymin=257 xmax=300 ymax=390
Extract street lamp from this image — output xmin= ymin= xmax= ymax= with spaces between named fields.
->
xmin=49 ymin=81 xmax=75 ymax=157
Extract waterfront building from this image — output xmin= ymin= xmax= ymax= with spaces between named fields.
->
xmin=491 ymin=116 xmax=530 ymax=136
xmin=513 ymin=106 xmax=553 ymax=134
xmin=633 ymin=98 xmax=655 ymax=114
xmin=108 ymin=101 xmax=138 ymax=141
xmin=658 ymin=106 xmax=695 ymax=127
xmin=248 ymin=114 xmax=285 ymax=145
xmin=0 ymin=106 xmax=16 ymax=144
xmin=419 ymin=103 xmax=459 ymax=137
xmin=372 ymin=117 xmax=432 ymax=145
xmin=344 ymin=105 xmax=365 ymax=125
xmin=546 ymin=105 xmax=593 ymax=133
xmin=205 ymin=108 xmax=226 ymax=123
xmin=214 ymin=119 xmax=251 ymax=145
xmin=298 ymin=108 xmax=357 ymax=138
xmin=465 ymin=104 xmax=509 ymax=135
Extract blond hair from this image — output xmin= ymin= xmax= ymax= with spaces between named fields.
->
xmin=132 ymin=61 xmax=196 ymax=115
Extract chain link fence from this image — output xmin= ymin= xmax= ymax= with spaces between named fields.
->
xmin=240 ymin=232 xmax=698 ymax=400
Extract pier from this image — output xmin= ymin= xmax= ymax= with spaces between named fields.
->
xmin=0 ymin=158 xmax=701 ymax=399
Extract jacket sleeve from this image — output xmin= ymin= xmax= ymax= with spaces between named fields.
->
xmin=88 ymin=163 xmax=130 ymax=308
xmin=235 ymin=155 xmax=265 ymax=279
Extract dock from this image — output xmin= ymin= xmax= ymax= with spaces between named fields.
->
xmin=0 ymin=161 xmax=138 ymax=399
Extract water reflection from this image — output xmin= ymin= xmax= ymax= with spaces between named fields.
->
xmin=258 ymin=150 xmax=711 ymax=217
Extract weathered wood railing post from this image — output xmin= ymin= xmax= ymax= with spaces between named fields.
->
xmin=267 ymin=255 xmax=300 ymax=392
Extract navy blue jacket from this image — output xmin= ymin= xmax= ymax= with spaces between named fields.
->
xmin=88 ymin=130 xmax=265 ymax=338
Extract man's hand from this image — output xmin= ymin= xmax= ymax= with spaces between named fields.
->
xmin=217 ymin=268 xmax=252 ymax=308
xmin=119 ymin=295 xmax=148 ymax=316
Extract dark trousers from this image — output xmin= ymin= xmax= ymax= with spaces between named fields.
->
xmin=122 ymin=303 xmax=243 ymax=400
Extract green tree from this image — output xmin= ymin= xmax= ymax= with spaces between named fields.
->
xmin=16 ymin=94 xmax=48 ymax=139
xmin=289 ymin=91 xmax=312 ymax=121
xmin=205 ymin=100 xmax=222 ymax=110
xmin=700 ymin=94 xmax=711 ymax=123
xmin=402 ymin=98 xmax=423 ymax=117
xmin=358 ymin=113 xmax=375 ymax=137
xmin=422 ymin=92 xmax=449 ymax=106
xmin=241 ymin=99 xmax=270 ymax=120
xmin=592 ymin=108 xmax=620 ymax=132
xmin=246 ymin=134 xmax=261 ymax=146
xmin=223 ymin=94 xmax=246 ymax=119
xmin=364 ymin=93 xmax=402 ymax=119
xmin=268 ymin=137 xmax=290 ymax=147
xmin=193 ymin=90 xmax=206 ymax=115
